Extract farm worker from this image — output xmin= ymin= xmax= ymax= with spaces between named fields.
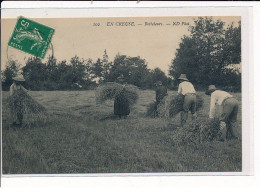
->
xmin=155 ymin=81 xmax=168 ymax=117
xmin=177 ymin=74 xmax=197 ymax=127
xmin=205 ymin=85 xmax=239 ymax=141
xmin=10 ymin=74 xmax=27 ymax=127
xmin=114 ymin=74 xmax=130 ymax=119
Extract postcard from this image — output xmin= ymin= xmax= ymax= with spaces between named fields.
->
xmin=1 ymin=5 xmax=252 ymax=177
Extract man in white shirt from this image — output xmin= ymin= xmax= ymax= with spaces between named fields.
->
xmin=177 ymin=74 xmax=197 ymax=127
xmin=205 ymin=85 xmax=239 ymax=141
xmin=10 ymin=74 xmax=27 ymax=127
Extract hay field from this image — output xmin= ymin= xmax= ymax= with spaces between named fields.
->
xmin=1 ymin=90 xmax=242 ymax=174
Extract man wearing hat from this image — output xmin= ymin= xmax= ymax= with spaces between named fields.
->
xmin=155 ymin=81 xmax=168 ymax=117
xmin=177 ymin=74 xmax=197 ymax=126
xmin=205 ymin=85 xmax=239 ymax=141
xmin=10 ymin=74 xmax=27 ymax=126
xmin=10 ymin=74 xmax=27 ymax=95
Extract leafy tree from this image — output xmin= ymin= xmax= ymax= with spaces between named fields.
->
xmin=55 ymin=55 xmax=94 ymax=90
xmin=169 ymin=17 xmax=241 ymax=91
xmin=221 ymin=21 xmax=241 ymax=66
xmin=1 ymin=60 xmax=21 ymax=91
xmin=91 ymin=58 xmax=103 ymax=80
xmin=90 ymin=50 xmax=113 ymax=83
xmin=107 ymin=54 xmax=150 ymax=88
xmin=169 ymin=36 xmax=199 ymax=85
xmin=101 ymin=50 xmax=113 ymax=82
xmin=3 ymin=52 xmax=172 ymax=91
xmin=22 ymin=57 xmax=47 ymax=90
xmin=21 ymin=55 xmax=95 ymax=91
xmin=69 ymin=56 xmax=88 ymax=89
xmin=146 ymin=68 xmax=169 ymax=89
xmin=43 ymin=56 xmax=59 ymax=90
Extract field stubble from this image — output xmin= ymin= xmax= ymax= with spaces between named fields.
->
xmin=2 ymin=90 xmax=242 ymax=174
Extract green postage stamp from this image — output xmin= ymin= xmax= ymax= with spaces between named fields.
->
xmin=8 ymin=16 xmax=55 ymax=59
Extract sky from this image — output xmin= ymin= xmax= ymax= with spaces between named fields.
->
xmin=1 ymin=16 xmax=240 ymax=74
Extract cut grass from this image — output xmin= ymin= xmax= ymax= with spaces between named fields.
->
xmin=1 ymin=90 xmax=242 ymax=173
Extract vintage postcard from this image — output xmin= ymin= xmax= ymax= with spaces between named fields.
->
xmin=1 ymin=6 xmax=252 ymax=177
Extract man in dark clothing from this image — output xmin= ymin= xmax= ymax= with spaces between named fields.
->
xmin=114 ymin=86 xmax=130 ymax=119
xmin=114 ymin=74 xmax=130 ymax=119
xmin=155 ymin=81 xmax=167 ymax=117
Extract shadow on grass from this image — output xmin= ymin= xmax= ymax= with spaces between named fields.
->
xmin=98 ymin=114 xmax=120 ymax=121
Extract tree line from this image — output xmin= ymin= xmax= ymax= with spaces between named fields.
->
xmin=2 ymin=51 xmax=170 ymax=91
xmin=1 ymin=17 xmax=241 ymax=92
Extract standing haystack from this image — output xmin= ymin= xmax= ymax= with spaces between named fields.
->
xmin=146 ymin=95 xmax=172 ymax=118
xmin=95 ymin=81 xmax=139 ymax=118
xmin=146 ymin=93 xmax=204 ymax=118
xmin=7 ymin=89 xmax=48 ymax=127
xmin=172 ymin=118 xmax=220 ymax=146
xmin=95 ymin=82 xmax=139 ymax=106
xmin=169 ymin=94 xmax=204 ymax=117
xmin=146 ymin=101 xmax=159 ymax=118
xmin=168 ymin=94 xmax=185 ymax=117
xmin=157 ymin=95 xmax=171 ymax=118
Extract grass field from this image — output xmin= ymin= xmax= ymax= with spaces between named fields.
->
xmin=1 ymin=90 xmax=242 ymax=174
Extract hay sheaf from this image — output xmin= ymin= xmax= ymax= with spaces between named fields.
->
xmin=146 ymin=101 xmax=158 ymax=117
xmin=146 ymin=93 xmax=204 ymax=118
xmin=7 ymin=89 xmax=48 ymax=127
xmin=169 ymin=94 xmax=204 ymax=117
xmin=172 ymin=118 xmax=220 ymax=146
xmin=95 ymin=82 xmax=139 ymax=105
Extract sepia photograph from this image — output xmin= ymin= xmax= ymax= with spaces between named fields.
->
xmin=1 ymin=14 xmax=244 ymax=175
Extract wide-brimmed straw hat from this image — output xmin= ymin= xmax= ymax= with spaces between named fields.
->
xmin=205 ymin=85 xmax=217 ymax=95
xmin=12 ymin=74 xmax=25 ymax=82
xmin=178 ymin=74 xmax=189 ymax=81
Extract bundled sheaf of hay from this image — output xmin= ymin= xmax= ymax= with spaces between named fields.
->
xmin=146 ymin=96 xmax=173 ymax=118
xmin=168 ymin=94 xmax=204 ymax=117
xmin=146 ymin=93 xmax=204 ymax=118
xmin=157 ymin=96 xmax=172 ymax=118
xmin=7 ymin=89 xmax=48 ymax=127
xmin=146 ymin=101 xmax=158 ymax=117
xmin=146 ymin=95 xmax=173 ymax=118
xmin=172 ymin=118 xmax=220 ymax=146
xmin=95 ymin=82 xmax=139 ymax=105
